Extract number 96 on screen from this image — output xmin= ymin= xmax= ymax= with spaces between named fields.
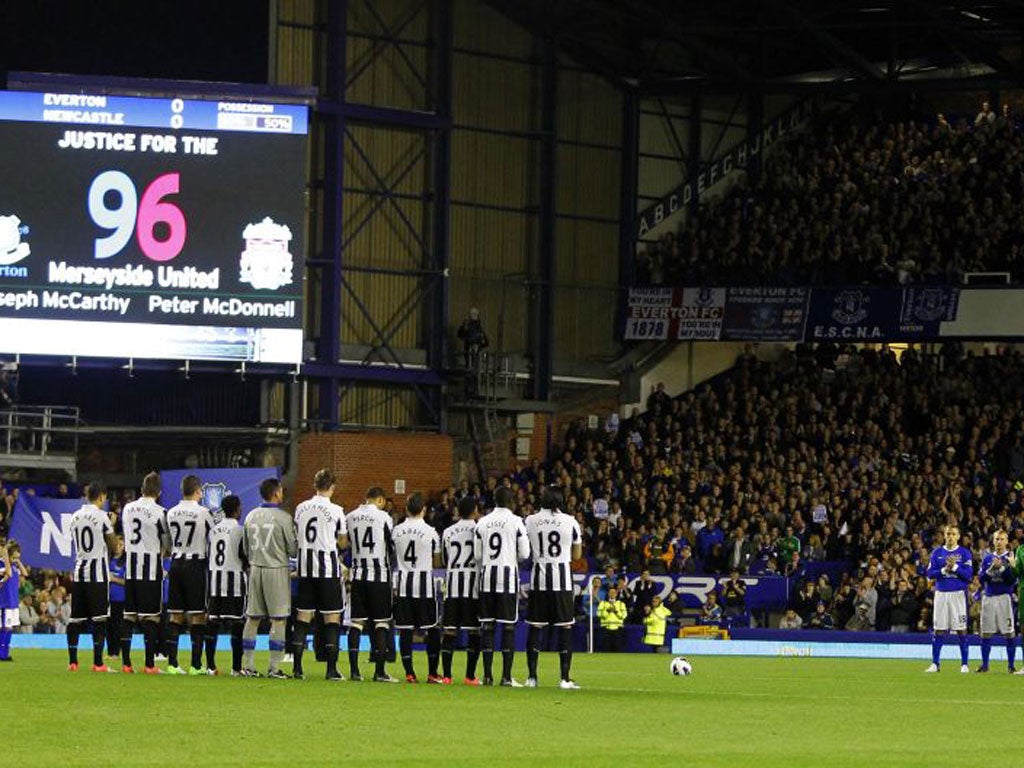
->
xmin=87 ymin=170 xmax=186 ymax=262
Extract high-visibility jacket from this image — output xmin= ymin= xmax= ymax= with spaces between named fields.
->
xmin=643 ymin=604 xmax=671 ymax=646
xmin=598 ymin=598 xmax=627 ymax=631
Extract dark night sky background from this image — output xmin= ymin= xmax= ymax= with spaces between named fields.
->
xmin=2 ymin=1 xmax=270 ymax=85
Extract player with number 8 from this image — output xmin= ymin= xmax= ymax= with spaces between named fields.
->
xmin=205 ymin=495 xmax=246 ymax=676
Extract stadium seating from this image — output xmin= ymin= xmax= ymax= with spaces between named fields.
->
xmin=637 ymin=111 xmax=1024 ymax=286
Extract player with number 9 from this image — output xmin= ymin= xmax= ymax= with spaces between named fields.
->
xmin=474 ymin=486 xmax=530 ymax=686
xmin=206 ymin=495 xmax=246 ymax=676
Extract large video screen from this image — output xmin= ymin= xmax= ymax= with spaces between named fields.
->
xmin=0 ymin=89 xmax=307 ymax=364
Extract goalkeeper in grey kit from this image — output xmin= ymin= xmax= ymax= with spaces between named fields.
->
xmin=240 ymin=478 xmax=297 ymax=678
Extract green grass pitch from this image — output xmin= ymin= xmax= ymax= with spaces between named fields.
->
xmin=6 ymin=650 xmax=1023 ymax=766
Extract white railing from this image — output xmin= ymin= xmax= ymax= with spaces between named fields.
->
xmin=0 ymin=405 xmax=81 ymax=458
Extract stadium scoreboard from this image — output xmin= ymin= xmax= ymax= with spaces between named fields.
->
xmin=0 ymin=89 xmax=308 ymax=364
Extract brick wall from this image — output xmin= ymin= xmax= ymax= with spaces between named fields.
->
xmin=295 ymin=431 xmax=454 ymax=508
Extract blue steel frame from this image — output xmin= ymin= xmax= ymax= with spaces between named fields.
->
xmin=313 ymin=0 xmax=452 ymax=430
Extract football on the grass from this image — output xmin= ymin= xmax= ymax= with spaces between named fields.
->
xmin=670 ymin=657 xmax=693 ymax=676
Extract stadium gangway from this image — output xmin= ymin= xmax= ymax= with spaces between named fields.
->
xmin=0 ymin=405 xmax=80 ymax=477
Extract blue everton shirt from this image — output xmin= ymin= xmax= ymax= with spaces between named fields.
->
xmin=980 ymin=551 xmax=1016 ymax=597
xmin=926 ymin=545 xmax=973 ymax=592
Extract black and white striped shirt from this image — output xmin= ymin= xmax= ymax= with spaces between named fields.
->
xmin=474 ymin=507 xmax=530 ymax=595
xmin=208 ymin=518 xmax=246 ymax=598
xmin=347 ymin=504 xmax=393 ymax=583
xmin=294 ymin=495 xmax=347 ymax=579
xmin=442 ymin=518 xmax=478 ymax=599
xmin=70 ymin=504 xmax=113 ymax=583
xmin=525 ymin=509 xmax=580 ymax=592
xmin=166 ymin=500 xmax=214 ymax=560
xmin=121 ymin=496 xmax=167 ymax=581
xmin=393 ymin=517 xmax=439 ymax=598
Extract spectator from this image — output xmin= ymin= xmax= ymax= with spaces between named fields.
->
xmin=579 ymin=577 xmax=601 ymax=622
xmin=17 ymin=594 xmax=38 ymax=633
xmin=808 ymin=602 xmax=835 ymax=630
xmin=791 ymin=581 xmax=818 ymax=623
xmin=720 ymin=570 xmax=747 ymax=619
xmin=700 ymin=593 xmax=723 ymax=627
xmin=456 ymin=308 xmax=488 ymax=370
xmin=663 ymin=590 xmax=687 ymax=627
xmin=843 ymin=578 xmax=878 ymax=631
xmin=632 ymin=571 xmax=658 ymax=620
xmin=975 ymin=100 xmax=996 ymax=127
xmin=671 ymin=543 xmax=697 ymax=575
xmin=108 ymin=535 xmax=126 ymax=659
xmin=816 ymin=575 xmax=834 ymax=606
xmin=779 ymin=608 xmax=803 ymax=630
xmin=641 ymin=596 xmax=671 ymax=652
xmin=597 ymin=587 xmax=627 ymax=652
xmin=889 ymin=578 xmax=920 ymax=633
xmin=774 ymin=526 xmax=800 ymax=570
xmin=725 ymin=527 xmax=755 ymax=572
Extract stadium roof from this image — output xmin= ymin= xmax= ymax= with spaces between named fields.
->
xmin=488 ymin=0 xmax=1024 ymax=93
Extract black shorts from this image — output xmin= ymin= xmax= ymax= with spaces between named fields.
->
xmin=167 ymin=559 xmax=208 ymax=614
xmin=442 ymin=597 xmax=480 ymax=630
xmin=207 ymin=595 xmax=246 ymax=621
xmin=394 ymin=595 xmax=438 ymax=629
xmin=349 ymin=580 xmax=393 ymax=624
xmin=527 ymin=589 xmax=575 ymax=627
xmin=295 ymin=577 xmax=344 ymax=614
xmin=479 ymin=591 xmax=518 ymax=624
xmin=70 ymin=581 xmax=109 ymax=622
xmin=124 ymin=578 xmax=162 ymax=617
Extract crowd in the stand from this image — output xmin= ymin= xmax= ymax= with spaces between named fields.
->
xmin=431 ymin=341 xmax=1024 ymax=633
xmin=637 ymin=101 xmax=1024 ymax=285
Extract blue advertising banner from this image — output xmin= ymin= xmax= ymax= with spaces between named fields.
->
xmin=899 ymin=286 xmax=960 ymax=336
xmin=160 ymin=467 xmax=280 ymax=518
xmin=566 ymin=572 xmax=788 ymax=611
xmin=805 ymin=287 xmax=903 ymax=341
xmin=8 ymin=495 xmax=83 ymax=571
xmin=721 ymin=287 xmax=809 ymax=341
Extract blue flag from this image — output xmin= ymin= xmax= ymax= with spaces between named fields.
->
xmin=8 ymin=495 xmax=82 ymax=571
xmin=160 ymin=467 xmax=280 ymax=519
